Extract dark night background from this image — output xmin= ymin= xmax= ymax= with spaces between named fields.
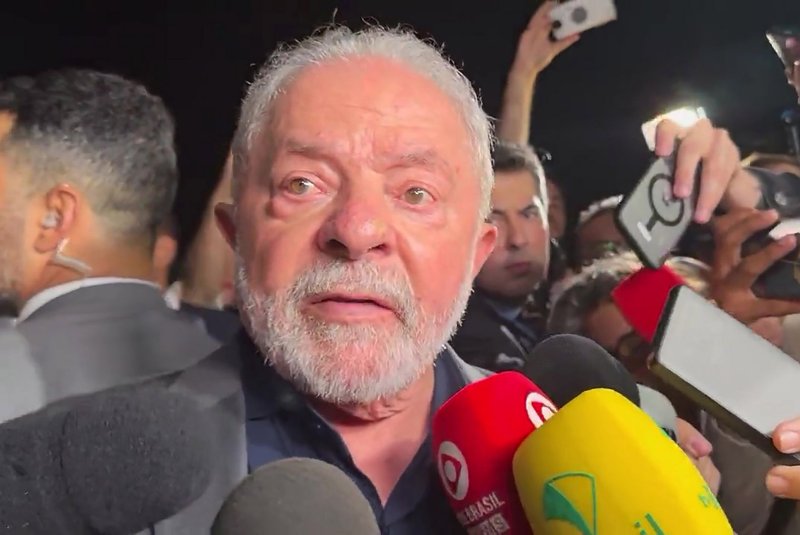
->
xmin=2 ymin=0 xmax=799 ymax=257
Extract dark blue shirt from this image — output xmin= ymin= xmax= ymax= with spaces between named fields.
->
xmin=241 ymin=336 xmax=469 ymax=535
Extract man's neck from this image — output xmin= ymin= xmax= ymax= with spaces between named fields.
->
xmin=310 ymin=367 xmax=435 ymax=425
xmin=311 ymin=367 xmax=436 ymax=505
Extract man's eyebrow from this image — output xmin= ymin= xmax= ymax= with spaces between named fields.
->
xmin=387 ymin=148 xmax=454 ymax=178
xmin=283 ymin=139 xmax=334 ymax=158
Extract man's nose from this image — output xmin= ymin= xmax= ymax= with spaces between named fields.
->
xmin=317 ymin=184 xmax=394 ymax=261
xmin=507 ymin=217 xmax=529 ymax=250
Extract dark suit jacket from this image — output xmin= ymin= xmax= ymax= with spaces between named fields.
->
xmin=0 ymin=325 xmax=45 ymax=423
xmin=180 ymin=302 xmax=241 ymax=345
xmin=15 ymin=283 xmax=247 ymax=534
xmin=449 ymin=289 xmax=542 ymax=372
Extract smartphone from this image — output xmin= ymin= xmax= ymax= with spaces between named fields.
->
xmin=767 ymin=26 xmax=800 ymax=69
xmin=550 ymin=0 xmax=617 ymax=41
xmin=651 ymin=285 xmax=800 ymax=465
xmin=615 ymin=155 xmax=698 ymax=268
xmin=742 ymin=218 xmax=800 ymax=300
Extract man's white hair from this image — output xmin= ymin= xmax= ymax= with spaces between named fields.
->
xmin=230 ymin=24 xmax=494 ymax=219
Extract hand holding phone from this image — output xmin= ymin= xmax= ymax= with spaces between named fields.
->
xmin=616 ymin=154 xmax=699 ymax=268
xmin=550 ymin=0 xmax=617 ymax=41
xmin=652 ymin=285 xmax=800 ymax=465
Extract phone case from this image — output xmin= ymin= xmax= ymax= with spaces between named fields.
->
xmin=615 ymin=155 xmax=698 ymax=269
xmin=651 ymin=286 xmax=800 ymax=465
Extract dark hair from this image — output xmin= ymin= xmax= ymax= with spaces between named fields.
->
xmin=491 ymin=140 xmax=547 ymax=206
xmin=0 ymin=69 xmax=177 ymax=240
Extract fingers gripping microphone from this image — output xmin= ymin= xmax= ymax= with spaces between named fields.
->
xmin=512 ymin=389 xmax=733 ymax=534
xmin=431 ymin=372 xmax=558 ymax=534
xmin=212 ymin=458 xmax=380 ymax=535
xmin=0 ymin=382 xmax=213 ymax=534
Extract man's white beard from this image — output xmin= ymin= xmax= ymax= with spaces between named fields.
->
xmin=236 ymin=255 xmax=474 ymax=405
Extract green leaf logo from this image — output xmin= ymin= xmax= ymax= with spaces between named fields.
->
xmin=542 ymin=472 xmax=597 ymax=535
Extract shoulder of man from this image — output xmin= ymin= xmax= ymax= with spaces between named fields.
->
xmin=153 ymin=336 xmax=248 ymax=534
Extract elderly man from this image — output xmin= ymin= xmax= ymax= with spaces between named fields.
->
xmin=212 ymin=25 xmax=768 ymax=533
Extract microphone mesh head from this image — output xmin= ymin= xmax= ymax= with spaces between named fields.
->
xmin=212 ymin=458 xmax=380 ymax=535
xmin=523 ymin=334 xmax=641 ymax=408
xmin=61 ymin=383 xmax=213 ymax=534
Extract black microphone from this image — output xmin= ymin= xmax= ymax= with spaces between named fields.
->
xmin=523 ymin=334 xmax=681 ymax=439
xmin=0 ymin=382 xmax=212 ymax=534
xmin=212 ymin=458 xmax=380 ymax=535
xmin=522 ymin=333 xmax=641 ymax=407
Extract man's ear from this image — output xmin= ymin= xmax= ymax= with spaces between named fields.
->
xmin=214 ymin=202 xmax=236 ymax=251
xmin=33 ymin=184 xmax=78 ymax=254
xmin=471 ymin=221 xmax=498 ymax=278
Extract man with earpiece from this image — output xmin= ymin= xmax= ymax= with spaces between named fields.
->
xmin=0 ymin=70 xmax=244 ymax=533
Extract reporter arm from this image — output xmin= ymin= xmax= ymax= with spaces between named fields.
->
xmin=498 ymin=70 xmax=538 ymax=144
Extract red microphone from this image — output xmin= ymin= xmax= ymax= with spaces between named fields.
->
xmin=431 ymin=371 xmax=558 ymax=534
xmin=611 ymin=265 xmax=685 ymax=342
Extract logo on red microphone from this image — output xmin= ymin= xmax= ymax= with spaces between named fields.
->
xmin=525 ymin=391 xmax=557 ymax=428
xmin=437 ymin=441 xmax=469 ymax=501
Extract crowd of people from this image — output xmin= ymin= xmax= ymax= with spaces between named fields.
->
xmin=2 ymin=3 xmax=800 ymax=534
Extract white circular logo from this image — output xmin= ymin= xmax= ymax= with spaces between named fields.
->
xmin=526 ymin=391 xmax=558 ymax=428
xmin=437 ymin=440 xmax=469 ymax=501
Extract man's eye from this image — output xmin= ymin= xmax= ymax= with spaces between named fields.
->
xmin=287 ymin=177 xmax=315 ymax=195
xmin=403 ymin=187 xmax=432 ymax=205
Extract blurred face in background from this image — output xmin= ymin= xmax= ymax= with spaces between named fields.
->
xmin=575 ymin=210 xmax=627 ymax=268
xmin=584 ymin=299 xmax=699 ymax=421
xmin=227 ymin=57 xmax=495 ymax=404
xmin=475 ymin=169 xmax=549 ymax=302
xmin=185 ymin=153 xmax=236 ymax=308
xmin=546 ymin=178 xmax=566 ymax=240
xmin=0 ymin=114 xmax=26 ymax=305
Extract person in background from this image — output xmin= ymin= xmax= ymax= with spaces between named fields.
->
xmin=496 ymin=0 xmax=579 ymax=146
xmin=572 ymin=195 xmax=629 ymax=269
xmin=167 ymin=152 xmax=240 ymax=343
xmin=545 ymin=173 xmax=568 ymax=241
xmin=172 ymin=151 xmax=236 ymax=311
xmin=450 ymin=140 xmax=550 ymax=371
xmin=205 ymin=21 xmax=760 ymax=532
xmin=0 ymin=69 xmax=242 ymax=532
xmin=547 ymin=251 xmax=795 ymax=534
xmin=152 ymin=213 xmax=180 ymax=296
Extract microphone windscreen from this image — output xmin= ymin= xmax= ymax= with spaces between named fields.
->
xmin=637 ymin=384 xmax=678 ymax=441
xmin=0 ymin=382 xmax=212 ymax=534
xmin=612 ymin=265 xmax=685 ymax=343
xmin=212 ymin=458 xmax=380 ymax=535
xmin=432 ymin=372 xmax=558 ymax=534
xmin=513 ymin=389 xmax=733 ymax=533
xmin=522 ymin=334 xmax=640 ymax=408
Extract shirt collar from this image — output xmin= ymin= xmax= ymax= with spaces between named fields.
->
xmin=17 ymin=277 xmax=160 ymax=323
xmin=483 ymin=296 xmax=523 ymax=322
xmin=241 ymin=335 xmax=466 ymax=421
